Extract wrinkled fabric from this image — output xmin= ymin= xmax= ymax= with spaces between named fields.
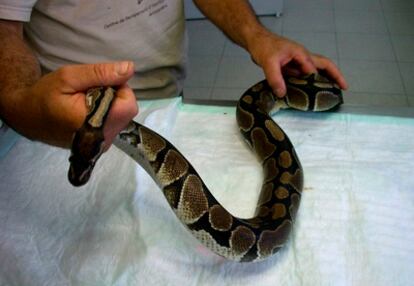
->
xmin=0 ymin=123 xmax=20 ymax=158
xmin=0 ymin=98 xmax=413 ymax=286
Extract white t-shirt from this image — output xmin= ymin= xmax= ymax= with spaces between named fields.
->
xmin=0 ymin=0 xmax=188 ymax=98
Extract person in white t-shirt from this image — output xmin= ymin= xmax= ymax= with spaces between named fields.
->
xmin=0 ymin=0 xmax=347 ymax=151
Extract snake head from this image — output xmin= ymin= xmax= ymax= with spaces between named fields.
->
xmin=68 ymin=125 xmax=105 ymax=187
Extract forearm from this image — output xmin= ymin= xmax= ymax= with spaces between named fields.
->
xmin=0 ymin=20 xmax=42 ymax=136
xmin=193 ymin=0 xmax=272 ymax=53
xmin=0 ymin=20 xmax=41 ymax=95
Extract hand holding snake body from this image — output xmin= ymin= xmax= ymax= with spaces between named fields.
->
xmin=248 ymin=31 xmax=348 ymax=97
xmin=68 ymin=74 xmax=343 ymax=262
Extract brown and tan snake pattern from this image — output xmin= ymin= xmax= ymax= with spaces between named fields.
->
xmin=68 ymin=74 xmax=343 ymax=262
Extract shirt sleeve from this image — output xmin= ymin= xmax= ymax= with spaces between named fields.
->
xmin=0 ymin=1 xmax=38 ymax=22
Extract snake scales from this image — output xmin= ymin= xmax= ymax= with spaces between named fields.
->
xmin=68 ymin=74 xmax=343 ymax=262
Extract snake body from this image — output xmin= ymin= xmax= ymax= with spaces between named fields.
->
xmin=68 ymin=74 xmax=343 ymax=262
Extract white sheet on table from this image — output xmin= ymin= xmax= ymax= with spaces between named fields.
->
xmin=0 ymin=98 xmax=413 ymax=286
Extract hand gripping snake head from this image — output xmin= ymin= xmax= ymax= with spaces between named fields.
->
xmin=68 ymin=87 xmax=114 ymax=187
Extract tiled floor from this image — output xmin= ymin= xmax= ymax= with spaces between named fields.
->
xmin=183 ymin=0 xmax=414 ymax=116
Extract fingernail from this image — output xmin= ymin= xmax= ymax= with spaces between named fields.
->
xmin=115 ymin=61 xmax=132 ymax=75
xmin=276 ymin=88 xmax=285 ymax=97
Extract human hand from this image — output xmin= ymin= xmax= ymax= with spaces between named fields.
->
xmin=248 ymin=31 xmax=348 ymax=97
xmin=3 ymin=61 xmax=137 ymax=148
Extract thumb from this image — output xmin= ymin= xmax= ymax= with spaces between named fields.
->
xmin=57 ymin=61 xmax=134 ymax=93
xmin=263 ymin=61 xmax=286 ymax=98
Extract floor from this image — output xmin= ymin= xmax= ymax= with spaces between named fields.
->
xmin=183 ymin=0 xmax=414 ymax=117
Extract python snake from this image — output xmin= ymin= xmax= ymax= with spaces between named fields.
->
xmin=68 ymin=74 xmax=343 ymax=262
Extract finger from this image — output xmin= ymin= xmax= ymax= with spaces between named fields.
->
xmin=263 ymin=59 xmax=287 ymax=98
xmin=56 ymin=61 xmax=135 ymax=93
xmin=103 ymin=84 xmax=138 ymax=149
xmin=282 ymin=62 xmax=308 ymax=77
xmin=313 ymin=56 xmax=348 ymax=90
xmin=292 ymin=52 xmax=317 ymax=76
xmin=108 ymin=84 xmax=138 ymax=125
xmin=283 ymin=61 xmax=309 ymax=75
